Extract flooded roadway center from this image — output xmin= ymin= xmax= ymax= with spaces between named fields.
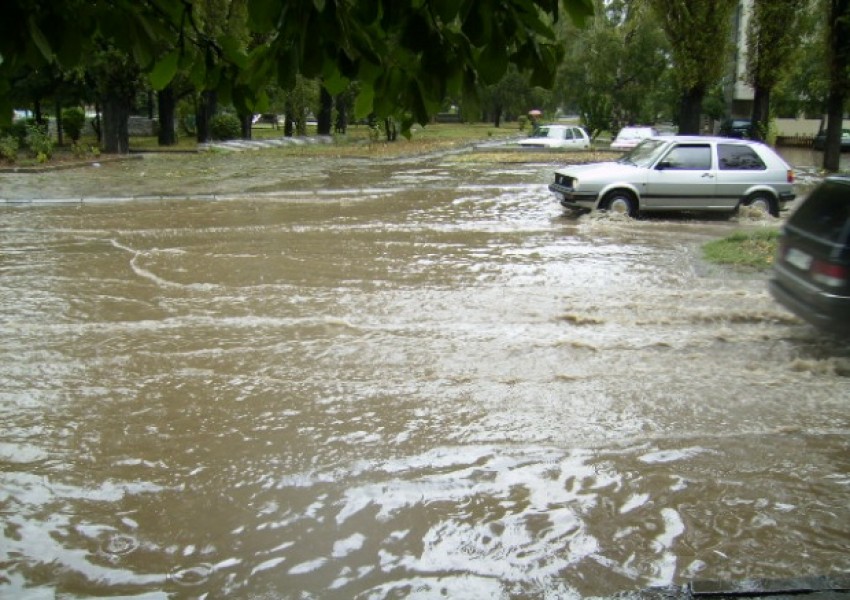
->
xmin=1 ymin=146 xmax=849 ymax=598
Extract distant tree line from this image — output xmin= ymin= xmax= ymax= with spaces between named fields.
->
xmin=2 ymin=0 xmax=849 ymax=171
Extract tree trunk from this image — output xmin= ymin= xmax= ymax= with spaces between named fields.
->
xmin=334 ymin=95 xmax=347 ymax=134
xmin=823 ymin=0 xmax=850 ymax=172
xmin=239 ymin=113 xmax=252 ymax=140
xmin=493 ymin=106 xmax=502 ymax=128
xmin=157 ymin=86 xmax=177 ymax=146
xmin=101 ymin=94 xmax=130 ymax=154
xmin=384 ymin=117 xmax=397 ymax=142
xmin=196 ymin=91 xmax=217 ymax=144
xmin=750 ymin=85 xmax=770 ymax=141
xmin=55 ymin=101 xmax=64 ymax=147
xmin=677 ymin=86 xmax=704 ymax=135
xmin=317 ymin=87 xmax=332 ymax=135
xmin=284 ymin=102 xmax=294 ymax=137
xmin=92 ymin=102 xmax=102 ymax=143
xmin=824 ymin=90 xmax=845 ymax=172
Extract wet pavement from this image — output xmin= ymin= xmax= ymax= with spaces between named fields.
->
xmin=0 ymin=145 xmax=848 ymax=598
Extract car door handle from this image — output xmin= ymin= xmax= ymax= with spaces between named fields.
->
xmin=701 ymin=173 xmax=715 ymax=178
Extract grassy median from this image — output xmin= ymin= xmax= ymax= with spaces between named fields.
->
xmin=702 ymin=228 xmax=780 ymax=270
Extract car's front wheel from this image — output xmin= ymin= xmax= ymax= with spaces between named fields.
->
xmin=742 ymin=193 xmax=778 ymax=217
xmin=602 ymin=190 xmax=637 ymax=217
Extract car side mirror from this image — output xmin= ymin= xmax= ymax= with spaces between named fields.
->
xmin=656 ymin=161 xmax=671 ymax=170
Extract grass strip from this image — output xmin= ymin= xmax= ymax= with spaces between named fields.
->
xmin=702 ymin=228 xmax=780 ymax=270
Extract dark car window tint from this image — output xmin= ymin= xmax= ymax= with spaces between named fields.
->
xmin=790 ymin=180 xmax=850 ymax=245
xmin=563 ymin=129 xmax=573 ymax=140
xmin=661 ymin=145 xmax=711 ymax=170
xmin=718 ymin=144 xmax=766 ymax=170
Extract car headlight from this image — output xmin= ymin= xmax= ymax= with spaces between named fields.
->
xmin=572 ymin=178 xmax=579 ymax=191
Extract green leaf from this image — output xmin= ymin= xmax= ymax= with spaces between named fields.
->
xmin=248 ymin=0 xmax=282 ymax=33
xmin=373 ymin=67 xmax=403 ymax=116
xmin=56 ymin=29 xmax=83 ymax=68
xmin=0 ymin=89 xmax=12 ymax=129
xmin=28 ymin=17 xmax=54 ymax=62
xmin=276 ymin=48 xmax=297 ymax=90
xmin=220 ymin=35 xmax=248 ymax=69
xmin=431 ymin=0 xmax=461 ymax=23
xmin=353 ymin=0 xmax=380 ymax=24
xmin=354 ymin=83 xmax=375 ymax=120
xmin=563 ymin=0 xmax=595 ymax=28
xmin=462 ymin=3 xmax=491 ymax=47
xmin=322 ymin=61 xmax=350 ymax=96
xmin=477 ymin=39 xmax=508 ymax=84
xmin=150 ymin=50 xmax=180 ymax=90
xmin=189 ymin=55 xmax=207 ymax=88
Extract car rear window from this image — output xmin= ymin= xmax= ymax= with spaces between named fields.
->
xmin=790 ymin=180 xmax=850 ymax=245
xmin=718 ymin=144 xmax=766 ymax=170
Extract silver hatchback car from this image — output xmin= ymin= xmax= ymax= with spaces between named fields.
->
xmin=548 ymin=136 xmax=795 ymax=217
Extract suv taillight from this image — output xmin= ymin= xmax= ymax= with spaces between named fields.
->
xmin=812 ymin=259 xmax=849 ymax=288
xmin=787 ymin=169 xmax=795 ymax=184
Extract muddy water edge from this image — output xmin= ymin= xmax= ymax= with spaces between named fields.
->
xmin=1 ymin=148 xmax=849 ymax=598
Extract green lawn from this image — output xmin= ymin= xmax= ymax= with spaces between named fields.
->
xmin=702 ymin=228 xmax=780 ymax=270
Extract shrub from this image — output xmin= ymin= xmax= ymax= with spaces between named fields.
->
xmin=61 ymin=107 xmax=86 ymax=142
xmin=210 ymin=113 xmax=241 ymax=140
xmin=9 ymin=118 xmax=36 ymax=143
xmin=71 ymin=141 xmax=99 ymax=159
xmin=24 ymin=124 xmax=54 ymax=159
xmin=0 ymin=135 xmax=18 ymax=162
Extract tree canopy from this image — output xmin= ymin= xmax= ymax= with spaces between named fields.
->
xmin=0 ymin=0 xmax=595 ymax=132
xmin=646 ymin=0 xmax=737 ymax=134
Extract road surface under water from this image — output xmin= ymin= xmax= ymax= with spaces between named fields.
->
xmin=1 ymin=148 xmax=849 ymax=598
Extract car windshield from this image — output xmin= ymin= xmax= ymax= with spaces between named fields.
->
xmin=617 ymin=139 xmax=667 ymax=167
xmin=531 ymin=127 xmax=554 ymax=138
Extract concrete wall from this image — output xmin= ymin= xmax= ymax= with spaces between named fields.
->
xmin=774 ymin=118 xmax=822 ymax=138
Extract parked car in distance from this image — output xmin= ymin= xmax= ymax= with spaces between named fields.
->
xmin=610 ymin=126 xmax=659 ymax=150
xmin=812 ymin=129 xmax=850 ymax=151
xmin=548 ymin=136 xmax=795 ymax=217
xmin=769 ymin=176 xmax=850 ymax=335
xmin=518 ymin=125 xmax=591 ymax=149
xmin=720 ymin=118 xmax=752 ymax=138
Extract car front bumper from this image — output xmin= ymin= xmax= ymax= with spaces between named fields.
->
xmin=548 ymin=183 xmax=598 ymax=210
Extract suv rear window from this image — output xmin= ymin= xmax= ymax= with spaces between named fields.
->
xmin=718 ymin=144 xmax=766 ymax=170
xmin=790 ymin=179 xmax=850 ymax=245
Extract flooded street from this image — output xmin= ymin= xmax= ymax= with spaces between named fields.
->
xmin=1 ymin=148 xmax=849 ymax=598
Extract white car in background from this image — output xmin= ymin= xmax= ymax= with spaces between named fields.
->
xmin=610 ymin=126 xmax=659 ymax=150
xmin=518 ymin=125 xmax=591 ymax=149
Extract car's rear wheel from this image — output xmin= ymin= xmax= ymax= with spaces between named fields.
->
xmin=602 ymin=190 xmax=637 ymax=217
xmin=742 ymin=193 xmax=778 ymax=217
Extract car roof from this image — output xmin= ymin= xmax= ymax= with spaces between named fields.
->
xmin=644 ymin=135 xmax=766 ymax=145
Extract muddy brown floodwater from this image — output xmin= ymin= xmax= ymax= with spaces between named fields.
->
xmin=1 ymin=148 xmax=849 ymax=599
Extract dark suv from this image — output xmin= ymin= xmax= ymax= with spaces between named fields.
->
xmin=769 ymin=176 xmax=850 ymax=335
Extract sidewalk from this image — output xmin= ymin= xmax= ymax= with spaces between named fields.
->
xmin=199 ymin=135 xmax=335 ymax=152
